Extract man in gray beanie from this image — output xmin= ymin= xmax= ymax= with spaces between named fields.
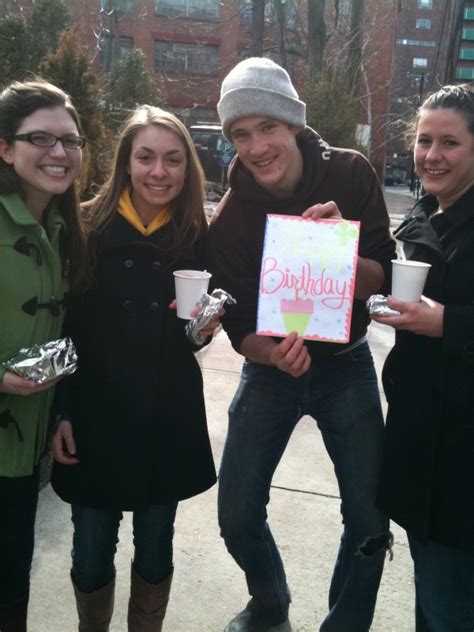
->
xmin=208 ymin=57 xmax=395 ymax=632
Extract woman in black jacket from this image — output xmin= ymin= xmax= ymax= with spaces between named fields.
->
xmin=374 ymin=85 xmax=474 ymax=631
xmin=51 ymin=106 xmax=218 ymax=631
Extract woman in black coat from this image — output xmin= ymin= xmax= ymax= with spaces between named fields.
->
xmin=373 ymin=85 xmax=474 ymax=632
xmin=51 ymin=106 xmax=218 ymax=631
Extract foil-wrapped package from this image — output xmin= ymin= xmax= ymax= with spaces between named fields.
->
xmin=3 ymin=337 xmax=78 ymax=384
xmin=185 ymin=289 xmax=236 ymax=345
xmin=366 ymin=294 xmax=400 ymax=318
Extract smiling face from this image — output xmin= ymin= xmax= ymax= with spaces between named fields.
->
xmin=0 ymin=106 xmax=82 ymax=218
xmin=414 ymin=107 xmax=474 ymax=209
xmin=128 ymin=124 xmax=187 ymax=223
xmin=229 ymin=116 xmax=303 ymax=198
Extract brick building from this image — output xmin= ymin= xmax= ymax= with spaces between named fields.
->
xmin=453 ymin=1 xmax=474 ymax=81
xmin=385 ymin=0 xmax=469 ymax=182
xmin=66 ymin=0 xmax=400 ymax=179
xmin=1 ymin=0 xmax=402 ymax=180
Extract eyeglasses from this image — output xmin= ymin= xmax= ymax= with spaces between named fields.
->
xmin=12 ymin=131 xmax=86 ymax=150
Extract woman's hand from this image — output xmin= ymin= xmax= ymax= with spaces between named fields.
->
xmin=196 ymin=308 xmax=225 ymax=338
xmin=169 ymin=300 xmax=225 ymax=338
xmin=51 ymin=419 xmax=79 ymax=465
xmin=0 ymin=371 xmax=60 ymax=396
xmin=302 ymin=201 xmax=343 ymax=221
xmin=372 ymin=295 xmax=445 ymax=337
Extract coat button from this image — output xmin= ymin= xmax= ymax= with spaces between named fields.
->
xmin=123 ymin=300 xmax=134 ymax=312
xmin=152 ymin=260 xmax=161 ymax=270
xmin=150 ymin=301 xmax=159 ymax=311
xmin=124 ymin=259 xmax=134 ymax=269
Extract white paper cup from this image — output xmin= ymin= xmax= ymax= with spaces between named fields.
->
xmin=391 ymin=259 xmax=431 ymax=302
xmin=173 ymin=270 xmax=211 ymax=319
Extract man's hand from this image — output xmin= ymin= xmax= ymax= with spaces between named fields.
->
xmin=0 ymin=371 xmax=60 ymax=396
xmin=270 ymin=331 xmax=311 ymax=377
xmin=302 ymin=201 xmax=343 ymax=221
xmin=51 ymin=419 xmax=79 ymax=465
xmin=372 ymin=295 xmax=444 ymax=337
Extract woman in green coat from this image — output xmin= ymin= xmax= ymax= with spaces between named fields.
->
xmin=0 ymin=80 xmax=87 ymax=631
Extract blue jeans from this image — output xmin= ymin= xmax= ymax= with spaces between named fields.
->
xmin=218 ymin=341 xmax=390 ymax=631
xmin=408 ymin=534 xmax=474 ymax=632
xmin=71 ymin=502 xmax=178 ymax=593
xmin=0 ymin=467 xmax=39 ymax=606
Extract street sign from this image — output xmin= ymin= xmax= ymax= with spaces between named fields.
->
xmin=219 ymin=140 xmax=234 ymax=166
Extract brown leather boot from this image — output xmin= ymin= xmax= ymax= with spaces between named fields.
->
xmin=72 ymin=575 xmax=115 ymax=631
xmin=0 ymin=596 xmax=28 ymax=632
xmin=127 ymin=565 xmax=173 ymax=632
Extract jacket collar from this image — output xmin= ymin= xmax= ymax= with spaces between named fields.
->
xmin=0 ymin=193 xmax=38 ymax=226
xmin=0 ymin=192 xmax=65 ymax=232
xmin=439 ymin=185 xmax=474 ymax=227
xmin=394 ymin=185 xmax=474 ymax=255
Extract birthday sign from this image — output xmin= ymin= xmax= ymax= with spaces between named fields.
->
xmin=257 ymin=215 xmax=360 ymax=343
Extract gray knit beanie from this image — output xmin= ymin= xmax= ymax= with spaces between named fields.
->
xmin=218 ymin=57 xmax=306 ymax=140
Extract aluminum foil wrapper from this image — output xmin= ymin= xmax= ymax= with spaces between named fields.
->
xmin=3 ymin=337 xmax=78 ymax=384
xmin=366 ymin=294 xmax=400 ymax=317
xmin=185 ymin=289 xmax=236 ymax=345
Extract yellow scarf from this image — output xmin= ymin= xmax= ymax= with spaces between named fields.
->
xmin=117 ymin=187 xmax=171 ymax=236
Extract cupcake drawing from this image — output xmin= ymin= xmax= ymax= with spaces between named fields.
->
xmin=281 ymin=296 xmax=314 ymax=336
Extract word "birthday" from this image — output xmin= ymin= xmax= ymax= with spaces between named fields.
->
xmin=260 ymin=258 xmax=351 ymax=309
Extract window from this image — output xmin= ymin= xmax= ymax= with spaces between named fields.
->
xmin=239 ymin=0 xmax=298 ymax=28
xmin=459 ymin=47 xmax=474 ymax=60
xmin=396 ymin=38 xmax=435 ymax=47
xmin=411 ymin=74 xmax=425 ymax=89
xmin=100 ymin=35 xmax=133 ymax=69
xmin=413 ymin=57 xmax=428 ymax=68
xmin=155 ymin=0 xmax=219 ymax=21
xmin=416 ymin=18 xmax=431 ymax=29
xmin=456 ymin=67 xmax=474 ymax=79
xmin=462 ymin=28 xmax=474 ymax=40
xmin=155 ymin=40 xmax=219 ymax=74
xmin=100 ymin=0 xmax=134 ymax=13
xmin=417 ymin=0 xmax=432 ymax=8
xmin=464 ymin=8 xmax=474 ymax=19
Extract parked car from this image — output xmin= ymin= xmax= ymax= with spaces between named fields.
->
xmin=384 ymin=173 xmax=403 ymax=186
xmin=189 ymin=123 xmax=235 ymax=185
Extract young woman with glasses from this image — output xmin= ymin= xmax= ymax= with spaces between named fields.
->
xmin=0 ymin=80 xmax=87 ymax=631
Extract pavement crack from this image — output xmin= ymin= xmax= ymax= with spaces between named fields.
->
xmin=270 ymin=484 xmax=340 ymax=500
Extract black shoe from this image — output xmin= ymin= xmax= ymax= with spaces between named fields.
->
xmin=224 ymin=599 xmax=289 ymax=632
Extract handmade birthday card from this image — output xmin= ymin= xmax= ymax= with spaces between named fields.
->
xmin=256 ymin=215 xmax=360 ymax=343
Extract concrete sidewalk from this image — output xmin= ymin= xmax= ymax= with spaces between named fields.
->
xmin=30 ymin=332 xmax=414 ymax=632
xmin=29 ymin=189 xmax=417 ymax=631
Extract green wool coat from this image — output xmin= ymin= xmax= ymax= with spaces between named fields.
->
xmin=0 ymin=193 xmax=68 ymax=477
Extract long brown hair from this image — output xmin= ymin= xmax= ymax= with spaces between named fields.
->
xmin=84 ymin=105 xmax=207 ymax=257
xmin=0 ymin=79 xmax=88 ymax=292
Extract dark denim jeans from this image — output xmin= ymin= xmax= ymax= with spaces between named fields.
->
xmin=71 ymin=501 xmax=178 ymax=593
xmin=218 ymin=341 xmax=390 ymax=632
xmin=0 ymin=466 xmax=40 ymax=606
xmin=408 ymin=534 xmax=474 ymax=632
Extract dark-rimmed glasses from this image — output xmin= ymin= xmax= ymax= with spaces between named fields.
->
xmin=12 ymin=131 xmax=86 ymax=150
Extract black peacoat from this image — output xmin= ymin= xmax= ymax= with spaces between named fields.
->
xmin=51 ymin=213 xmax=216 ymax=510
xmin=377 ymin=186 xmax=474 ymax=551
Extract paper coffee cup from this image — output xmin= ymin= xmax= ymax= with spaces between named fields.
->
xmin=173 ymin=270 xmax=212 ymax=319
xmin=391 ymin=259 xmax=431 ymax=303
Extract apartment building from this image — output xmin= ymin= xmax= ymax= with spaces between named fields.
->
xmin=454 ymin=1 xmax=474 ymax=81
